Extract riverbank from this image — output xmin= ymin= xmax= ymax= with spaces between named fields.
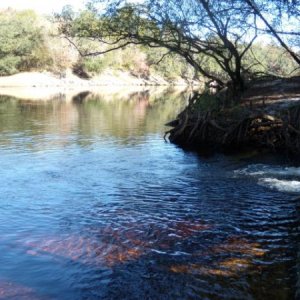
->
xmin=165 ymin=77 xmax=300 ymax=159
xmin=0 ymin=70 xmax=201 ymax=88
xmin=0 ymin=70 xmax=198 ymax=101
xmin=0 ymin=85 xmax=184 ymax=102
xmin=0 ymin=69 xmax=195 ymax=101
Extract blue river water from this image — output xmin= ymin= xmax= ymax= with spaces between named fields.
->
xmin=0 ymin=90 xmax=299 ymax=299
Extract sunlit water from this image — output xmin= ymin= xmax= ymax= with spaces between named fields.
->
xmin=0 ymin=90 xmax=299 ymax=300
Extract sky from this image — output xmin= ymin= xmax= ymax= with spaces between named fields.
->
xmin=0 ymin=0 xmax=87 ymax=14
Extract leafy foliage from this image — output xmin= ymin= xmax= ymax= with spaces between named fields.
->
xmin=58 ymin=0 xmax=300 ymax=95
xmin=0 ymin=5 xmax=298 ymax=86
xmin=0 ymin=9 xmax=51 ymax=75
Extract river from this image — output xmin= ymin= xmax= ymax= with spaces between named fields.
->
xmin=0 ymin=89 xmax=299 ymax=299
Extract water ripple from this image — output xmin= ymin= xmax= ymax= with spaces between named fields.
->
xmin=0 ymin=94 xmax=298 ymax=299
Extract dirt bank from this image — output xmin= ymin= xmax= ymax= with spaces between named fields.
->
xmin=165 ymin=77 xmax=300 ymax=158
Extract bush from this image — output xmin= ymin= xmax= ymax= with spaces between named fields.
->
xmin=83 ymin=57 xmax=105 ymax=74
xmin=0 ymin=55 xmax=20 ymax=76
xmin=0 ymin=9 xmax=50 ymax=75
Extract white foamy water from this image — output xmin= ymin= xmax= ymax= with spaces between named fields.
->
xmin=234 ymin=165 xmax=300 ymax=177
xmin=259 ymin=178 xmax=300 ymax=193
xmin=234 ymin=165 xmax=300 ymax=193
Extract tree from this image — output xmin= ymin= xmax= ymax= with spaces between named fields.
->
xmin=58 ymin=0 xmax=299 ymax=97
xmin=59 ymin=0 xmax=260 ymax=98
xmin=0 ymin=9 xmax=51 ymax=75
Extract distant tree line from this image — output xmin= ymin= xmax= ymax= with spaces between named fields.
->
xmin=0 ymin=2 xmax=299 ymax=92
xmin=0 ymin=9 xmax=79 ymax=76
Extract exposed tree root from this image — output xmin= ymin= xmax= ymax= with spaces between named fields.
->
xmin=165 ymin=93 xmax=300 ymax=158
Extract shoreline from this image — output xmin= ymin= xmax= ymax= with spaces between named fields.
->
xmin=0 ymin=70 xmax=198 ymax=101
xmin=0 ymin=70 xmax=201 ymax=88
xmin=165 ymin=77 xmax=300 ymax=160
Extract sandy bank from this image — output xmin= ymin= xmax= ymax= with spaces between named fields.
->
xmin=0 ymin=70 xmax=194 ymax=101
xmin=0 ymin=70 xmax=199 ymax=88
xmin=0 ymin=84 xmax=188 ymax=102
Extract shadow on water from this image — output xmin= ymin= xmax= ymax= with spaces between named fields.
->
xmin=0 ymin=88 xmax=299 ymax=299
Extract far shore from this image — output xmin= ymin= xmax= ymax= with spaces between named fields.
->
xmin=0 ymin=70 xmax=199 ymax=100
xmin=0 ymin=70 xmax=201 ymax=88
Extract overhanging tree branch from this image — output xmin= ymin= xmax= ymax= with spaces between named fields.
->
xmin=245 ymin=0 xmax=300 ymax=66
